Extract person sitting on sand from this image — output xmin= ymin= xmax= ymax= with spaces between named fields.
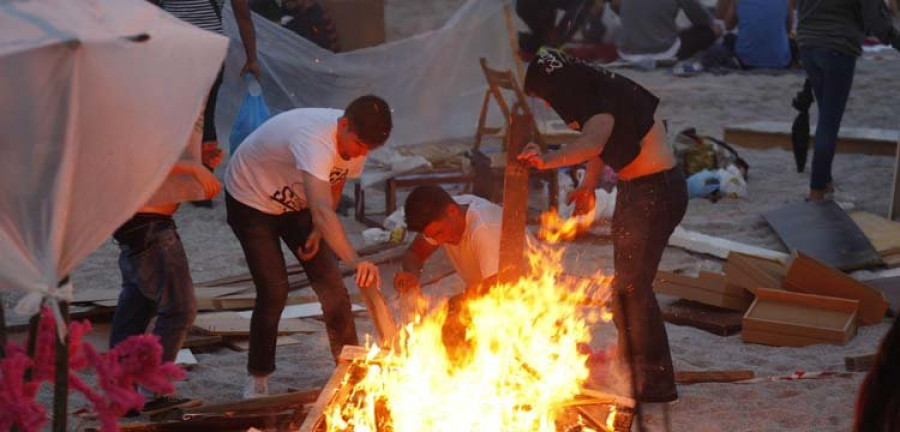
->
xmin=612 ymin=0 xmax=721 ymax=61
xmin=716 ymin=0 xmax=795 ymax=69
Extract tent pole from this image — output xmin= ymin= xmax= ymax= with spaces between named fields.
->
xmin=52 ymin=299 xmax=70 ymax=432
xmin=0 ymin=299 xmax=6 ymax=357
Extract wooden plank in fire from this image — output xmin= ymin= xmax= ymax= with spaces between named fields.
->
xmin=297 ymin=361 xmax=353 ymax=432
xmin=498 ymin=108 xmax=532 ymax=285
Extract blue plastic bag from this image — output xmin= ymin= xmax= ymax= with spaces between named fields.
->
xmin=229 ymin=76 xmax=270 ymax=154
xmin=686 ymin=169 xmax=720 ymax=198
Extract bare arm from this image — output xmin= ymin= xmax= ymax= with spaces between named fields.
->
xmin=330 ymin=178 xmax=345 ymax=211
xmin=231 ymin=0 xmax=260 ymax=79
xmin=723 ymin=0 xmax=737 ymax=31
xmin=678 ymin=0 xmax=715 ymax=27
xmin=787 ymin=0 xmax=794 ymax=34
xmin=401 ymin=235 xmax=439 ymax=275
xmin=532 ymin=114 xmax=615 ymax=170
xmin=303 ymin=172 xmax=359 ymax=265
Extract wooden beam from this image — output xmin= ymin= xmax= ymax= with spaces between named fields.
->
xmin=675 ymin=370 xmax=754 ymax=384
xmin=845 ymin=353 xmax=877 ymax=372
xmin=297 ymin=361 xmax=352 ymax=432
xmin=498 ymin=108 xmax=532 ymax=285
xmin=184 ymin=389 xmax=321 ymax=415
xmin=358 ymin=283 xmax=397 ymax=347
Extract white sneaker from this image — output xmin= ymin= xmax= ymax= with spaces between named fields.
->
xmin=242 ymin=375 xmax=270 ymax=399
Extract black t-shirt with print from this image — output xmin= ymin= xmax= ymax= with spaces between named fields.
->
xmin=524 ymin=49 xmax=659 ymax=172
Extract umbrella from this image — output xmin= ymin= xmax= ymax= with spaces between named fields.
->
xmin=0 ymin=0 xmax=227 ymax=320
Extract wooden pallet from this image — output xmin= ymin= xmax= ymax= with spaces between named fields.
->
xmin=654 ymin=270 xmax=752 ymax=311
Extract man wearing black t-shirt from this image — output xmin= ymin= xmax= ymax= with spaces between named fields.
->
xmin=518 ymin=48 xmax=686 ymax=405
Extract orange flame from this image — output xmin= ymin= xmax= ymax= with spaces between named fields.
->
xmin=325 ymin=244 xmax=614 ymax=432
xmin=539 ymin=208 xmax=595 ymax=244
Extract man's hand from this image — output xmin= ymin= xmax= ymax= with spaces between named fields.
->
xmin=355 ymin=260 xmax=380 ymax=289
xmin=299 ymin=229 xmax=322 ymax=261
xmin=566 ymin=187 xmax=596 ymax=216
xmin=517 ymin=142 xmax=547 ymax=170
xmin=394 ymin=271 xmax=421 ymax=295
xmin=193 ymin=167 xmax=222 ymax=199
xmin=241 ymin=59 xmax=262 ymax=81
xmin=201 ymin=141 xmax=224 ymax=170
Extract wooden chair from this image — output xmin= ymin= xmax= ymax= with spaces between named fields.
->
xmin=475 ymin=57 xmax=571 ymax=209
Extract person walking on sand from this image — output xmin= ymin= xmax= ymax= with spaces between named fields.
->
xmin=797 ymin=0 xmax=900 ymax=201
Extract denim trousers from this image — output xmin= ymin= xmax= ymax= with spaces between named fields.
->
xmin=800 ymin=45 xmax=857 ymax=190
xmin=225 ymin=192 xmax=359 ymax=376
xmin=611 ymin=167 xmax=687 ymax=402
xmin=110 ymin=214 xmax=196 ymax=363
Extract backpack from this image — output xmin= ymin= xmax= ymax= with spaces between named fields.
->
xmin=672 ymin=128 xmax=750 ymax=180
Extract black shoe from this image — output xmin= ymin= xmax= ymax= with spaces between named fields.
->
xmin=142 ymin=395 xmax=200 ymax=416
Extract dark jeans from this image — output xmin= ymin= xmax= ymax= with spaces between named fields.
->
xmin=676 ymin=25 xmax=717 ymax=60
xmin=800 ymin=45 xmax=856 ymax=190
xmin=110 ymin=214 xmax=196 ymax=363
xmin=225 ymin=192 xmax=358 ymax=376
xmin=611 ymin=167 xmax=687 ymax=402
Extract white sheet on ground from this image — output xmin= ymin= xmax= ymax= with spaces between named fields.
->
xmin=0 ymin=0 xmax=227 ymax=318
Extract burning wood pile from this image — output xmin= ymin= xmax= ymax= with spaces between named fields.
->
xmin=299 ymin=246 xmax=633 ymax=432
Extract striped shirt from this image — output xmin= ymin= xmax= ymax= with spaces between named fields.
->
xmin=162 ymin=0 xmax=225 ymax=34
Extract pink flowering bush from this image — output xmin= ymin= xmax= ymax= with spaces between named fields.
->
xmin=0 ymin=307 xmax=185 ymax=431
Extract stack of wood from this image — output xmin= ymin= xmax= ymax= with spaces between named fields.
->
xmin=655 ymin=250 xmax=890 ymax=347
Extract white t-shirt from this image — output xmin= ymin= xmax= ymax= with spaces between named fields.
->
xmin=225 ymin=108 xmax=366 ymax=215
xmin=425 ymin=195 xmax=503 ymax=287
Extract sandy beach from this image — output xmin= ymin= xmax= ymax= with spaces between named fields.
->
xmin=5 ymin=1 xmax=900 ymax=430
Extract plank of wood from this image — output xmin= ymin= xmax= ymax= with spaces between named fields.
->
xmin=297 ymin=361 xmax=352 ymax=432
xmin=92 ymin=299 xmax=119 ymax=308
xmin=224 ymin=335 xmax=303 ymax=352
xmin=783 ymin=251 xmax=889 ymax=325
xmin=579 ymin=387 xmax=636 ymax=409
xmin=181 ymin=334 xmax=223 ymax=349
xmin=184 ymin=388 xmax=321 ymax=415
xmin=662 ymin=299 xmax=744 ymax=336
xmin=668 ymin=226 xmax=789 ymax=262
xmin=193 ymin=312 xmax=321 ymax=336
xmin=850 ymin=211 xmax=900 ymax=255
xmin=204 ymin=292 xmax=320 ymax=312
xmin=724 ymin=121 xmax=899 ymax=156
xmin=845 ymin=353 xmax=877 ymax=372
xmin=71 ymin=288 xmax=121 ymax=304
xmin=675 ymin=370 xmax=754 ymax=384
xmin=724 ymin=252 xmax=786 ymax=294
xmin=764 ymin=200 xmax=882 ymax=271
xmin=236 ymin=303 xmax=365 ymax=320
xmin=742 ymin=288 xmax=859 ymax=347
xmin=654 ymin=271 xmax=752 ymax=311
xmin=359 ymin=283 xmax=397 ymax=347
xmin=498 ymin=112 xmax=531 ymax=284
xmin=119 ymin=411 xmax=297 ymax=431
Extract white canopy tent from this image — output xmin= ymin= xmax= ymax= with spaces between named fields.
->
xmin=0 ymin=0 xmax=227 ymax=320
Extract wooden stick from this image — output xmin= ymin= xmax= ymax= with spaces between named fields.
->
xmin=359 ymin=283 xmax=397 ymax=347
xmin=498 ymin=109 xmax=532 ymax=285
xmin=183 ymin=389 xmax=321 ymax=415
xmin=674 ymin=370 xmax=755 ymax=384
xmin=53 ymin=300 xmax=69 ymax=432
xmin=297 ymin=361 xmax=352 ymax=432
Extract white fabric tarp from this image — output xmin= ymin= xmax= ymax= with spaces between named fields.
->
xmin=0 ymin=0 xmax=227 ymax=315
xmin=217 ymin=0 xmax=518 ymax=151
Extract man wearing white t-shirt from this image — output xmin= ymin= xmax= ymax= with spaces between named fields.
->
xmin=225 ymin=95 xmax=391 ymax=398
xmin=395 ymin=186 xmax=503 ymax=298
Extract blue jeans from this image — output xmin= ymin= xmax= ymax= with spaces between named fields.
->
xmin=225 ymin=192 xmax=359 ymax=376
xmin=612 ymin=167 xmax=687 ymax=402
xmin=800 ymin=45 xmax=857 ymax=190
xmin=109 ymin=214 xmax=196 ymax=363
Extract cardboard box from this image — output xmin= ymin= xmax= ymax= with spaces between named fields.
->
xmin=654 ymin=270 xmax=753 ymax=312
xmin=742 ymin=288 xmax=859 ymax=347
xmin=320 ymin=0 xmax=385 ymax=52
